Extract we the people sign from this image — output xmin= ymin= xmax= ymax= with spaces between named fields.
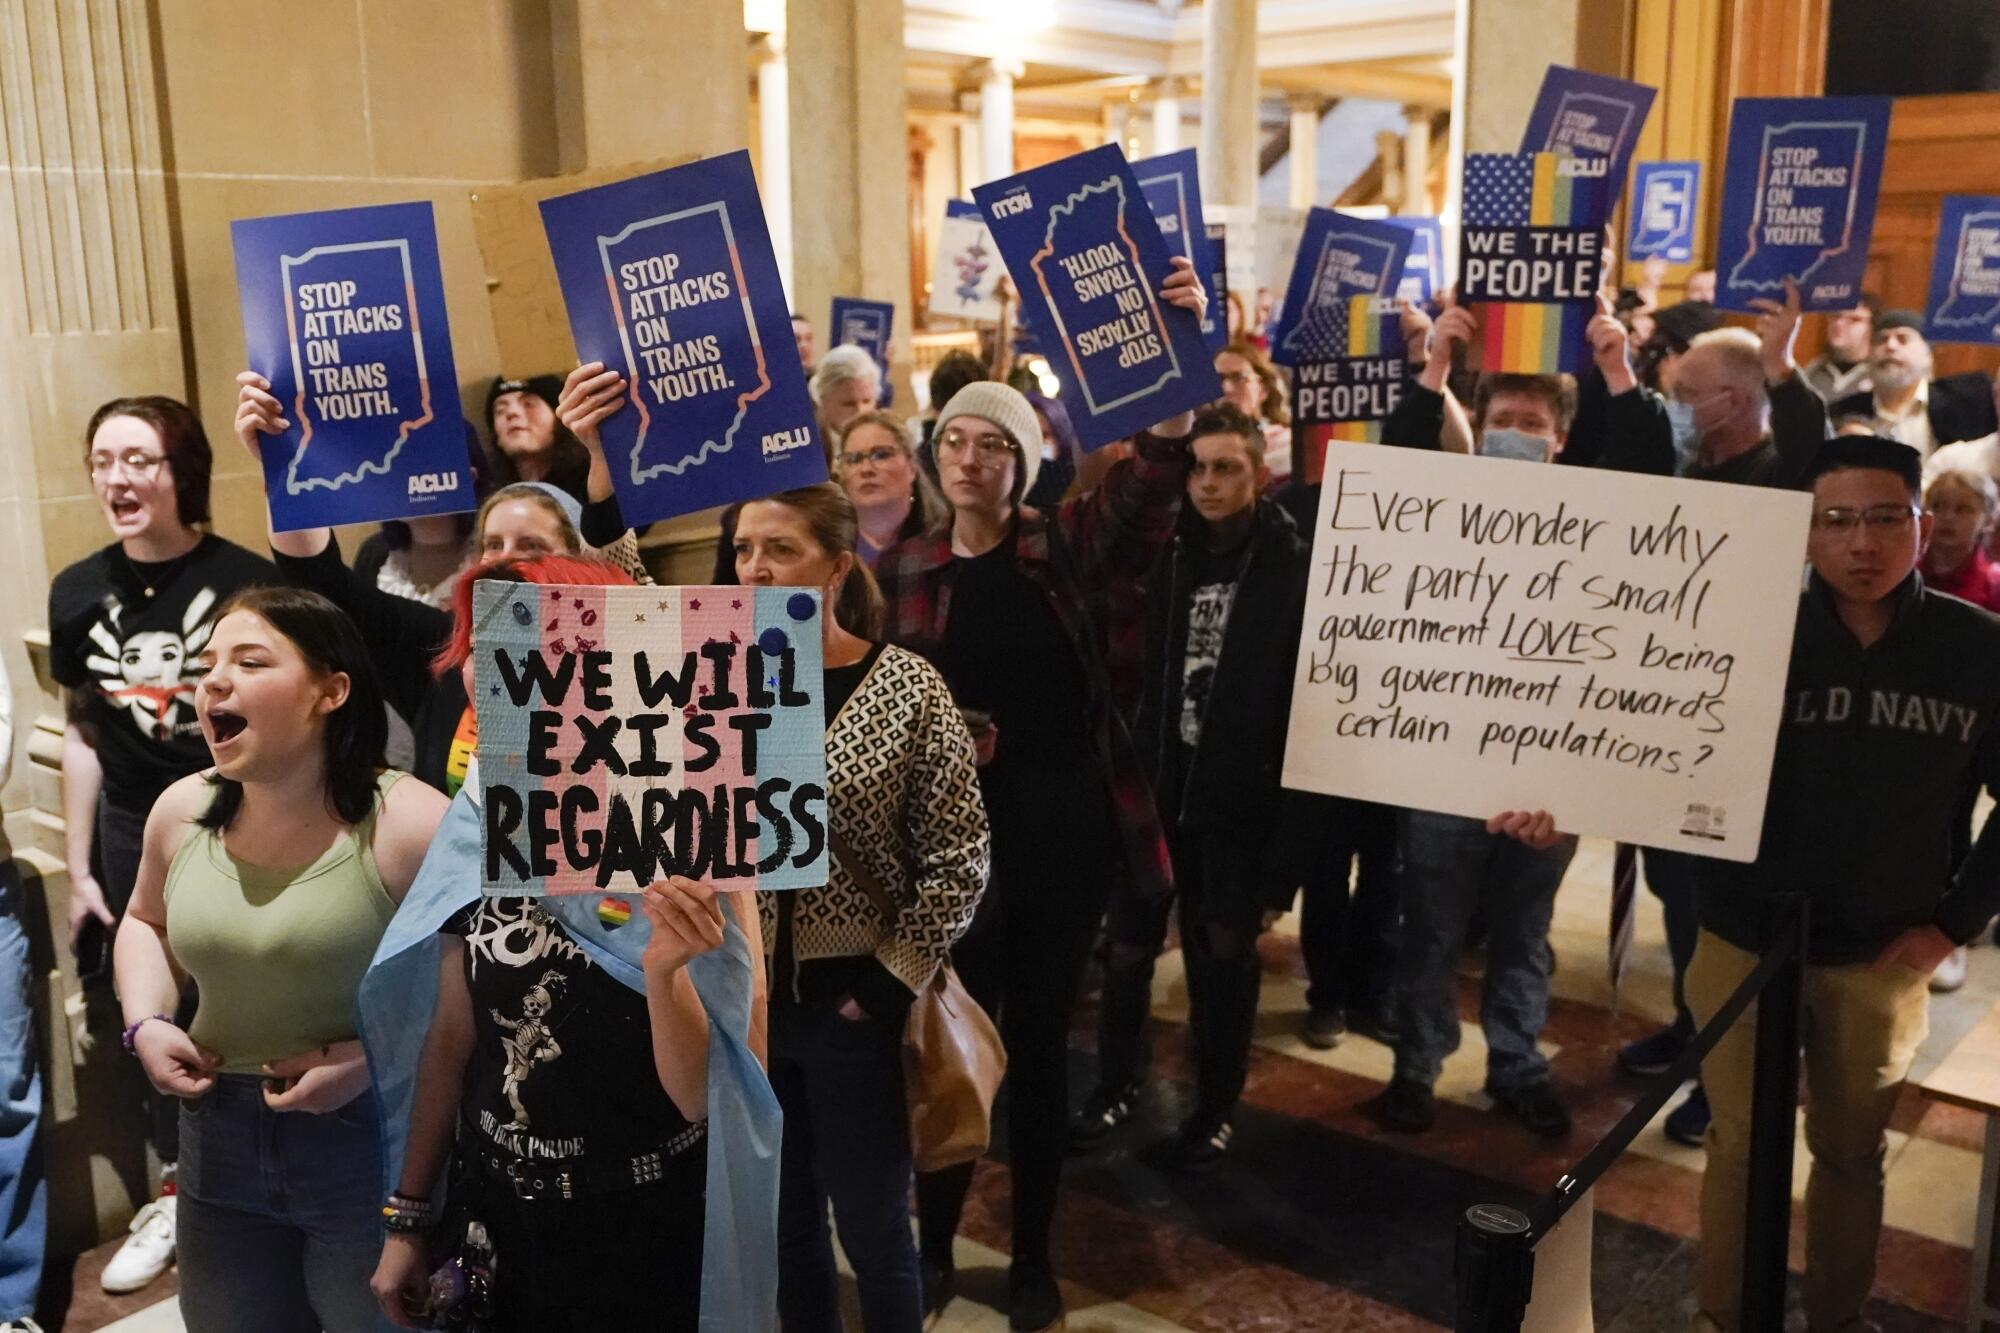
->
xmin=474 ymin=582 xmax=829 ymax=895
xmin=1282 ymin=446 xmax=1810 ymax=861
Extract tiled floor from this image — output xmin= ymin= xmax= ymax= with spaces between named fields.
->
xmin=45 ymin=838 xmax=1993 ymax=1331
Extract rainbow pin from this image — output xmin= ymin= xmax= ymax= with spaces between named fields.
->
xmin=597 ymin=897 xmax=633 ymax=929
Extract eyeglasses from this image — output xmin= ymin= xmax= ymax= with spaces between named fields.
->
xmin=838 ymin=445 xmax=903 ymax=470
xmin=936 ymin=429 xmax=1017 ymax=464
xmin=1810 ymin=504 xmax=1920 ymax=534
xmin=87 ymin=449 xmax=167 ymax=479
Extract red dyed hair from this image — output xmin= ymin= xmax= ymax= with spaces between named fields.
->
xmin=433 ymin=552 xmax=636 ymax=678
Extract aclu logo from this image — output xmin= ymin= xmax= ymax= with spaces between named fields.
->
xmin=990 ymin=188 xmax=1033 ymax=220
xmin=761 ymin=427 xmax=814 ymax=459
xmin=407 ymin=472 xmax=460 ymax=496
xmin=1678 ymin=803 xmax=1727 ymax=842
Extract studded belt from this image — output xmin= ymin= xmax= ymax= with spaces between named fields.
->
xmin=473 ymin=1121 xmax=705 ymax=1202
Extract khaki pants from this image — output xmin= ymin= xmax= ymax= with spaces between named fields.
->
xmin=1685 ymin=930 xmax=1930 ymax=1332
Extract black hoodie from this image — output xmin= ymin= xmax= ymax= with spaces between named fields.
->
xmin=1698 ymin=573 xmax=2000 ymax=963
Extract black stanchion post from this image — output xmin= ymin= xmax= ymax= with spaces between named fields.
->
xmin=1454 ymin=1203 xmax=1534 ymax=1333
xmin=1740 ymin=896 xmax=1807 ymax=1331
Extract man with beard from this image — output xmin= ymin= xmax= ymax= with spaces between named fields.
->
xmin=1831 ymin=311 xmax=1998 ymax=457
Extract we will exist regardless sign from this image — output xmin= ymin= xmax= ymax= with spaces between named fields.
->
xmin=1283 ymin=446 xmax=1810 ymax=861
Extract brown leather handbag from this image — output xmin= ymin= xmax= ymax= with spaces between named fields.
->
xmin=831 ymin=832 xmax=1005 ymax=1172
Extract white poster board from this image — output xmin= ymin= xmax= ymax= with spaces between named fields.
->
xmin=929 ymin=201 xmax=1004 ymax=323
xmin=1282 ymin=444 xmax=1812 ymax=862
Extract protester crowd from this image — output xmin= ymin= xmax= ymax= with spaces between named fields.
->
xmin=4 ymin=224 xmax=2000 ymax=1333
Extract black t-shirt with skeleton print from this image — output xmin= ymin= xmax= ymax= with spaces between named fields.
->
xmin=47 ymin=536 xmax=275 ymax=810
xmin=447 ymin=897 xmax=704 ymax=1169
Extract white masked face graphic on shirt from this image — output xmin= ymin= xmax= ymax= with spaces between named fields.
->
xmin=83 ymin=586 xmax=217 ymax=741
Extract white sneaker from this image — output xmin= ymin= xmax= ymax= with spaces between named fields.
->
xmin=100 ymin=1195 xmax=175 ymax=1294
xmin=1 ymin=1318 xmax=47 ymax=1332
xmin=1931 ymin=945 xmax=1970 ymax=994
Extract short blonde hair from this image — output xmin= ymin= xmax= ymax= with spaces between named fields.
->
xmin=1926 ymin=466 xmax=1999 ymax=515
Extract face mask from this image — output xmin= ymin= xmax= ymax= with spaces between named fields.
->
xmin=1664 ymin=399 xmax=1700 ymax=475
xmin=1478 ymin=428 xmax=1552 ymax=463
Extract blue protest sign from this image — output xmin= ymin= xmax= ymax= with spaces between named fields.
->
xmin=972 ymin=144 xmax=1221 ymax=449
xmin=1268 ymin=208 xmax=1412 ymax=367
xmin=1629 ymin=162 xmax=1700 ymax=263
xmin=1386 ymin=216 xmax=1446 ymax=305
xmin=1206 ymin=223 xmax=1228 ymax=333
xmin=1133 ymin=148 xmax=1225 ymax=352
xmin=539 ymin=151 xmax=825 ymax=525
xmin=1715 ymin=96 xmax=1892 ymax=312
xmin=1291 ymin=296 xmax=1405 ymax=483
xmin=231 ymin=202 xmax=473 ymax=532
xmin=830 ymin=296 xmax=895 ymax=406
xmin=1926 ymin=196 xmax=2000 ymax=346
xmin=1520 ymin=65 xmax=1656 ymax=191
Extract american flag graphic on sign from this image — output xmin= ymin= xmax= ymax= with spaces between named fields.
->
xmin=1461 ymin=152 xmax=1606 ymax=375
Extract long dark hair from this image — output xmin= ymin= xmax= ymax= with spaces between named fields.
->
xmin=197 ymin=587 xmax=388 ymax=832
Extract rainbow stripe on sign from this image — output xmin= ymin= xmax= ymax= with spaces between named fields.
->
xmin=1326 ymin=295 xmax=1389 ymax=445
xmin=1463 ymin=152 xmax=1604 ymax=375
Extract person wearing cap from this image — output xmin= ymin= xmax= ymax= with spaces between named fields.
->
xmin=1802 ymin=293 xmax=1878 ymax=404
xmin=1831 ymin=311 xmax=2000 ymax=457
xmin=485 ymin=374 xmax=592 ymax=499
xmin=875 ymin=258 xmax=1205 ymax=1332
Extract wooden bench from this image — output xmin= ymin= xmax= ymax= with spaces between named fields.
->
xmin=1917 ymin=998 xmax=2000 ymax=1331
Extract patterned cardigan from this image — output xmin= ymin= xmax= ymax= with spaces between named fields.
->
xmin=758 ymin=644 xmax=990 ymax=995
xmin=873 ymin=429 xmax=1190 ymax=902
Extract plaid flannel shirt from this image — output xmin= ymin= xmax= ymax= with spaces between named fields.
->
xmin=874 ymin=429 xmax=1191 ymax=901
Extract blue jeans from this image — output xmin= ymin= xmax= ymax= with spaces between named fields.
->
xmin=176 ymin=1075 xmax=392 ymax=1333
xmin=773 ymin=1002 xmax=922 ymax=1333
xmin=1392 ymin=811 xmax=1577 ymax=1092
xmin=0 ymin=862 xmax=46 ymax=1323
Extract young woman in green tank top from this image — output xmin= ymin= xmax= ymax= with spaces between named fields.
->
xmin=114 ymin=586 xmax=448 ymax=1333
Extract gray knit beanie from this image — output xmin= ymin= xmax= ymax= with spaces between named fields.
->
xmin=935 ymin=381 xmax=1043 ymax=499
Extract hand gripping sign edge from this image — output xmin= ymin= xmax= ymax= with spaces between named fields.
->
xmin=278 ymin=239 xmax=434 ymax=495
xmin=594 ymin=202 xmax=775 ymax=488
xmin=1725 ymin=117 xmax=1872 ymax=299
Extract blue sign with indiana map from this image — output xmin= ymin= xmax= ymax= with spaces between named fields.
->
xmin=231 ymin=202 xmax=473 ymax=533
xmin=1133 ymin=148 xmax=1225 ymax=352
xmin=973 ymin=144 xmax=1221 ymax=450
xmin=1520 ymin=65 xmax=1657 ymax=192
xmin=1716 ymin=96 xmax=1892 ymax=312
xmin=1926 ymin=196 xmax=2000 ymax=347
xmin=540 ymin=151 xmax=826 ymax=525
xmin=1629 ymin=162 xmax=1700 ymax=262
xmin=1386 ymin=216 xmax=1446 ymax=305
xmin=1267 ymin=208 xmax=1412 ymax=367
xmin=830 ymin=296 xmax=895 ymax=406
xmin=1206 ymin=223 xmax=1228 ymax=335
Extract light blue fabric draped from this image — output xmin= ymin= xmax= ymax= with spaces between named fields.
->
xmin=355 ymin=787 xmax=781 ymax=1332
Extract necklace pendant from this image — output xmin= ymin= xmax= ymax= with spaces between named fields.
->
xmin=143 ymin=586 xmax=155 ymax=598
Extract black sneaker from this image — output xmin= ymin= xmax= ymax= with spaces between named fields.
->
xmin=1068 ymin=1080 xmax=1140 ymax=1150
xmin=1364 ymin=1076 xmax=1437 ymax=1132
xmin=1344 ymin=1004 xmax=1402 ymax=1046
xmin=1140 ymin=1118 xmax=1233 ymax=1171
xmin=1301 ymin=1008 xmax=1346 ymax=1049
xmin=1616 ymin=1026 xmax=1689 ymax=1078
xmin=1487 ymin=1081 xmax=1572 ymax=1138
xmin=1008 ymin=1259 xmax=1064 ymax=1331
xmin=920 ymin=1257 xmax=956 ymax=1328
xmin=1663 ymin=1083 xmax=1710 ymax=1148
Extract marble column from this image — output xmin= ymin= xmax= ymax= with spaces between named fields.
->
xmin=1402 ymin=108 xmax=1433 ymax=215
xmin=1288 ymin=95 xmax=1321 ymax=208
xmin=755 ymin=34 xmax=794 ymax=300
xmin=787 ymin=0 xmax=913 ymax=390
xmin=956 ymin=92 xmax=983 ymax=196
xmin=1200 ymin=0 xmax=1259 ymax=295
xmin=977 ymin=59 xmax=1022 ymax=185
xmin=1151 ymin=76 xmax=1183 ymax=155
xmin=1102 ymin=98 xmax=1132 ymax=153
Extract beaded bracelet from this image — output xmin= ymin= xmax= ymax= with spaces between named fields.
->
xmin=382 ymin=1192 xmax=435 ymax=1234
xmin=120 ymin=1013 xmax=174 ymax=1054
